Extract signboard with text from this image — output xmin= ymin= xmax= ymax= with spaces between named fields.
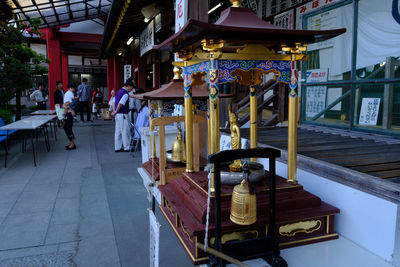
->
xmin=305 ymin=69 xmax=328 ymax=118
xmin=140 ymin=20 xmax=154 ymax=56
xmin=174 ymin=0 xmax=188 ymax=61
xmin=296 ymin=0 xmax=345 ymax=29
xmin=359 ymin=98 xmax=381 ymax=126
xmin=124 ymin=65 xmax=131 ymax=84
xmin=274 ymin=9 xmax=294 ymax=29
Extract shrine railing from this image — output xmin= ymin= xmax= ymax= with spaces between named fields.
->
xmin=232 ymin=80 xmax=288 ymax=127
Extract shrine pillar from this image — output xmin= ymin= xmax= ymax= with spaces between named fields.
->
xmin=250 ymin=85 xmax=257 ymax=162
xmin=61 ymin=53 xmax=69 ymax=90
xmin=287 ymin=54 xmax=298 ymax=184
xmin=107 ymin=58 xmax=114 ymax=99
xmin=208 ymin=53 xmax=220 ymax=155
xmin=183 ymin=60 xmax=194 ymax=172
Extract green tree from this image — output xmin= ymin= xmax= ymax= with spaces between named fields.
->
xmin=0 ymin=1 xmax=48 ymax=121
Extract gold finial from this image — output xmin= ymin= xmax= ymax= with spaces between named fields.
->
xmin=173 ymin=66 xmax=182 ymax=79
xmin=230 ymin=0 xmax=243 ymax=7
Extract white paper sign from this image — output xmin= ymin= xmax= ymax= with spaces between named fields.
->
xmin=149 ymin=209 xmax=160 ymax=267
xmin=140 ymin=20 xmax=154 ymax=56
xmin=305 ymin=69 xmax=328 ymax=118
xmin=359 ymin=98 xmax=381 ymax=126
xmin=220 ymin=135 xmax=250 ymax=151
xmin=124 ymin=65 xmax=131 ymax=84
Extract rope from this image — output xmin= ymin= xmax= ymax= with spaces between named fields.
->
xmin=204 ymin=164 xmax=212 ymax=252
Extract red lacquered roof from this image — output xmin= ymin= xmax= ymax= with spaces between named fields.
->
xmin=134 ymin=79 xmax=232 ymax=100
xmin=154 ymin=6 xmax=345 ymax=52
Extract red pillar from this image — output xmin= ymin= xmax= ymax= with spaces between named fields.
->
xmin=153 ymin=51 xmax=160 ymax=89
xmin=44 ymin=28 xmax=62 ymax=109
xmin=107 ymin=58 xmax=114 ymax=100
xmin=61 ymin=53 xmax=68 ymax=90
xmin=113 ymin=57 xmax=120 ymax=91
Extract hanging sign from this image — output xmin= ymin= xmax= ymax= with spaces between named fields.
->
xmin=305 ymin=69 xmax=328 ymax=118
xmin=149 ymin=209 xmax=160 ymax=267
xmin=174 ymin=0 xmax=188 ymax=61
xmin=140 ymin=20 xmax=154 ymax=56
xmin=359 ymin=98 xmax=381 ymax=126
xmin=175 ymin=0 xmax=188 ymax=32
xmin=155 ymin=14 xmax=162 ymax=32
xmin=124 ymin=65 xmax=132 ymax=84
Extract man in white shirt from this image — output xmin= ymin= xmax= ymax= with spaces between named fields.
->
xmin=111 ymin=80 xmax=134 ymax=152
xmin=30 ymin=83 xmax=46 ymax=109
xmin=63 ymin=83 xmax=77 ymax=150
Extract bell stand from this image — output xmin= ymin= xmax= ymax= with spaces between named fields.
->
xmin=151 ymin=115 xmax=206 ymax=185
xmin=207 ymin=148 xmax=288 ymax=267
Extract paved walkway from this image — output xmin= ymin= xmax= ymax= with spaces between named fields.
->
xmin=0 ymin=121 xmax=191 ymax=267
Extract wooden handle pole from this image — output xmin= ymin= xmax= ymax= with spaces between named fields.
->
xmin=196 ymin=242 xmax=250 ymax=267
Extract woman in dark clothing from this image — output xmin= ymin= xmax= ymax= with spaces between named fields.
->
xmin=63 ymin=83 xmax=77 ymax=150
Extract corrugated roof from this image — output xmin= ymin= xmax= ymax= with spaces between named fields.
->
xmin=9 ymin=0 xmax=110 ymax=28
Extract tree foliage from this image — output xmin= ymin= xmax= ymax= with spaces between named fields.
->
xmin=0 ymin=1 xmax=48 ymax=119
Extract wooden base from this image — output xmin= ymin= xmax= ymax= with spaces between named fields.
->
xmin=158 ymin=171 xmax=340 ymax=265
xmin=142 ymin=158 xmax=186 ymax=182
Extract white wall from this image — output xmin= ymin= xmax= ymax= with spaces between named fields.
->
xmin=258 ymin=158 xmax=398 ymax=263
xmin=59 ymin=20 xmax=104 ymax=34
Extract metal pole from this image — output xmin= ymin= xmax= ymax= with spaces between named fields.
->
xmin=349 ymin=0 xmax=359 ymax=130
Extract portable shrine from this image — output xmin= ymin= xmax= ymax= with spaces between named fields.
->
xmin=153 ymin=0 xmax=345 ymax=265
xmin=137 ymin=66 xmax=231 ymax=183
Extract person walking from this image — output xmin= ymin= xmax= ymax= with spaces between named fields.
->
xmin=30 ymin=83 xmax=47 ymax=109
xmin=54 ymin=81 xmax=64 ymax=107
xmin=108 ymin=89 xmax=116 ymax=112
xmin=62 ymin=83 xmax=77 ymax=150
xmin=111 ymin=80 xmax=134 ymax=152
xmin=92 ymin=87 xmax=104 ymax=119
xmin=77 ymin=78 xmax=92 ymax=122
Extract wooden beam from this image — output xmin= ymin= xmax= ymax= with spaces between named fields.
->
xmin=56 ymin=32 xmax=103 ymax=43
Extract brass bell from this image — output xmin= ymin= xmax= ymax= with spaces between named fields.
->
xmin=230 ymin=179 xmax=257 ymax=225
xmin=171 ymin=129 xmax=186 ymax=162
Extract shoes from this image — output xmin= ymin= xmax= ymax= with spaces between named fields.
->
xmin=115 ymin=149 xmax=130 ymax=152
xmin=66 ymin=145 xmax=76 ymax=150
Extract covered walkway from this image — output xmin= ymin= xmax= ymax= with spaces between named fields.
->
xmin=0 ymin=122 xmax=190 ymax=266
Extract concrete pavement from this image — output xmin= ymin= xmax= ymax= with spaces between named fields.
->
xmin=0 ymin=121 xmax=192 ymax=267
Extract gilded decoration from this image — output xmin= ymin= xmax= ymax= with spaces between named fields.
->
xmin=279 ymin=220 xmax=322 ymax=237
xmin=209 ymin=230 xmax=258 ymax=245
xmin=289 ymin=60 xmax=298 ymax=98
xmin=184 ymin=60 xmax=291 ymax=85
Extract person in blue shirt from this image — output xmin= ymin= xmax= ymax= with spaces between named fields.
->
xmin=77 ymin=78 xmax=92 ymax=122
